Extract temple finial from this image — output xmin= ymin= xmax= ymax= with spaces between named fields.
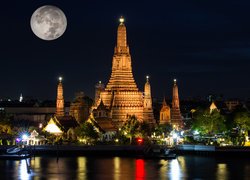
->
xmin=146 ymin=75 xmax=149 ymax=82
xmin=119 ymin=16 xmax=125 ymax=24
xmin=59 ymin=76 xmax=63 ymax=82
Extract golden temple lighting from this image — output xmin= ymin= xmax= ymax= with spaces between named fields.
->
xmin=44 ymin=119 xmax=62 ymax=134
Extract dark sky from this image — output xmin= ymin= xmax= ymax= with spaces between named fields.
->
xmin=1 ymin=0 xmax=250 ymax=101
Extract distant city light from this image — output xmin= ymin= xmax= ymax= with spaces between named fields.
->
xmin=19 ymin=94 xmax=23 ymax=102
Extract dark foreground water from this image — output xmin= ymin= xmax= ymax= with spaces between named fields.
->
xmin=1 ymin=155 xmax=250 ymax=180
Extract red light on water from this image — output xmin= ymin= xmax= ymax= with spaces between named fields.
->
xmin=135 ymin=159 xmax=145 ymax=179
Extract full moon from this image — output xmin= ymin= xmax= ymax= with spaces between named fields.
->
xmin=30 ymin=5 xmax=67 ymax=41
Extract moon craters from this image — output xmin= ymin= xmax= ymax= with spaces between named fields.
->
xmin=30 ymin=5 xmax=67 ymax=41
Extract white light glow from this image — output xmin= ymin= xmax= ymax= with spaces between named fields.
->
xmin=22 ymin=134 xmax=28 ymax=140
xmin=19 ymin=94 xmax=23 ymax=102
xmin=169 ymin=159 xmax=181 ymax=180
xmin=180 ymin=131 xmax=184 ymax=136
xmin=193 ymin=130 xmax=199 ymax=135
xmin=119 ymin=17 xmax=124 ymax=23
xmin=172 ymin=133 xmax=178 ymax=139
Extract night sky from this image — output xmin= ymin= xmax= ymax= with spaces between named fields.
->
xmin=1 ymin=0 xmax=250 ymax=101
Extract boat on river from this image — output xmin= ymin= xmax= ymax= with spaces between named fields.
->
xmin=141 ymin=144 xmax=177 ymax=159
xmin=143 ymin=148 xmax=177 ymax=159
xmin=0 ymin=153 xmax=31 ymax=160
xmin=0 ymin=146 xmax=31 ymax=160
xmin=6 ymin=146 xmax=23 ymax=154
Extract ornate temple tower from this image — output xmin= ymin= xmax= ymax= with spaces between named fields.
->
xmin=98 ymin=17 xmax=146 ymax=126
xmin=94 ymin=81 xmax=105 ymax=106
xmin=143 ymin=76 xmax=155 ymax=123
xmin=56 ymin=77 xmax=65 ymax=117
xmin=171 ymin=79 xmax=183 ymax=128
xmin=69 ymin=92 xmax=90 ymax=123
xmin=160 ymin=98 xmax=171 ymax=124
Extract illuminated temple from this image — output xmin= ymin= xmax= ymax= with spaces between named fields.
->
xmin=92 ymin=17 xmax=155 ymax=126
xmin=171 ymin=79 xmax=183 ymax=128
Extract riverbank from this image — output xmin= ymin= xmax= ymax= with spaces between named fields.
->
xmin=1 ymin=144 xmax=250 ymax=157
xmin=176 ymin=144 xmax=250 ymax=156
xmin=0 ymin=145 xmax=145 ymax=156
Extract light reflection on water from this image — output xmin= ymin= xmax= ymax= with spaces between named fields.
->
xmin=0 ymin=155 xmax=250 ymax=179
xmin=113 ymin=157 xmax=120 ymax=180
xmin=19 ymin=160 xmax=31 ymax=180
xmin=216 ymin=163 xmax=228 ymax=180
xmin=77 ymin=157 xmax=87 ymax=180
xmin=135 ymin=159 xmax=145 ymax=180
xmin=169 ymin=159 xmax=181 ymax=180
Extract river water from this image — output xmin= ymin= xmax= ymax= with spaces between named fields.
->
xmin=0 ymin=155 xmax=250 ymax=179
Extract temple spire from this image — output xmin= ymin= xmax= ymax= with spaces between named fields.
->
xmin=116 ymin=16 xmax=128 ymax=51
xmin=143 ymin=75 xmax=155 ymax=123
xmin=144 ymin=75 xmax=152 ymax=108
xmin=171 ymin=79 xmax=183 ymax=128
xmin=94 ymin=80 xmax=104 ymax=106
xmin=95 ymin=17 xmax=154 ymax=126
xmin=106 ymin=16 xmax=137 ymax=90
xmin=162 ymin=97 xmax=167 ymax=106
xmin=56 ymin=76 xmax=64 ymax=117
xmin=160 ymin=97 xmax=171 ymax=124
xmin=172 ymin=79 xmax=179 ymax=108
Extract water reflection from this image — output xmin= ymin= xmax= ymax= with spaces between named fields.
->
xmin=113 ymin=157 xmax=120 ymax=180
xmin=158 ymin=157 xmax=185 ymax=179
xmin=19 ymin=159 xmax=31 ymax=180
xmin=169 ymin=159 xmax=181 ymax=180
xmin=135 ymin=159 xmax=145 ymax=180
xmin=216 ymin=163 xmax=228 ymax=180
xmin=1 ymin=156 xmax=250 ymax=179
xmin=77 ymin=157 xmax=87 ymax=180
